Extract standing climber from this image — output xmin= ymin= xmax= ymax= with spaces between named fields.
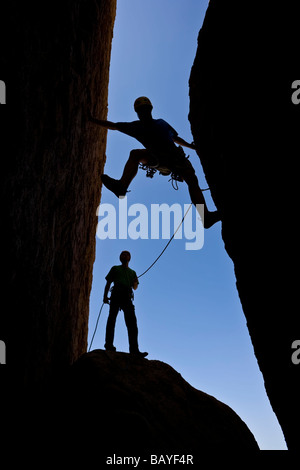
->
xmin=103 ymin=250 xmax=148 ymax=358
xmin=89 ymin=97 xmax=220 ymax=229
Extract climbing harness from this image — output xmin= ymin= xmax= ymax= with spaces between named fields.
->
xmin=139 ymin=162 xmax=184 ymax=191
xmin=138 ymin=145 xmax=185 ymax=191
xmin=139 ymin=146 xmax=209 ymax=192
xmin=139 ymin=161 xmax=184 ymax=190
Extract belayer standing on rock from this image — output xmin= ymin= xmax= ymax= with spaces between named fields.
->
xmin=89 ymin=96 xmax=220 ymax=229
xmin=103 ymin=250 xmax=148 ymax=358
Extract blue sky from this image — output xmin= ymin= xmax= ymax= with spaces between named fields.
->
xmin=88 ymin=0 xmax=287 ymax=450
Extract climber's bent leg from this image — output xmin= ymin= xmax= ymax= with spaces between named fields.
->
xmin=101 ymin=149 xmax=152 ymax=198
xmin=181 ymin=166 xmax=220 ymax=229
xmin=119 ymin=149 xmax=151 ymax=189
xmin=181 ymin=167 xmax=207 ymax=209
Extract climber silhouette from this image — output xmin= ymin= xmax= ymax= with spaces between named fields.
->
xmin=103 ymin=250 xmax=148 ymax=358
xmin=89 ymin=97 xmax=220 ymax=229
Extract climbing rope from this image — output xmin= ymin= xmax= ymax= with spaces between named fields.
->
xmin=88 ymin=302 xmax=105 ymax=352
xmin=137 ymin=203 xmax=192 ymax=278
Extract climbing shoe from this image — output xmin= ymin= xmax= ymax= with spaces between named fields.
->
xmin=105 ymin=344 xmax=116 ymax=352
xmin=204 ymin=210 xmax=221 ymax=229
xmin=131 ymin=351 xmax=148 ymax=358
xmin=101 ymin=174 xmax=127 ymax=198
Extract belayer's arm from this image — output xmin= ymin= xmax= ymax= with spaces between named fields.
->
xmin=103 ymin=280 xmax=112 ymax=303
xmin=174 ymin=136 xmax=196 ymax=150
xmin=133 ymin=277 xmax=139 ymax=290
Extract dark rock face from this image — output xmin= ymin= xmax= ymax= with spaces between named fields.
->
xmin=0 ymin=1 xmax=116 ymax=385
xmin=189 ymin=0 xmax=299 ymax=449
xmin=65 ymin=350 xmax=259 ymax=453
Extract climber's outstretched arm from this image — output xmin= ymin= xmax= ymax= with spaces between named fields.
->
xmin=174 ymin=136 xmax=196 ymax=150
xmin=89 ymin=115 xmax=119 ymax=130
xmin=88 ymin=109 xmax=119 ymax=130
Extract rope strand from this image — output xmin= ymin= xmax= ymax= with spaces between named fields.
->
xmin=88 ymin=302 xmax=105 ymax=352
xmin=137 ymin=203 xmax=192 ymax=278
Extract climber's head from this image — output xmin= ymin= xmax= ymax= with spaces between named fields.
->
xmin=134 ymin=96 xmax=153 ymax=122
xmin=120 ymin=250 xmax=131 ymax=265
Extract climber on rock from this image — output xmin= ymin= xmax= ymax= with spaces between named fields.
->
xmin=103 ymin=250 xmax=148 ymax=358
xmin=89 ymin=96 xmax=220 ymax=229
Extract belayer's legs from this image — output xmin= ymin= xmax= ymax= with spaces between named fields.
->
xmin=181 ymin=166 xmax=220 ymax=229
xmin=123 ymin=301 xmax=148 ymax=357
xmin=123 ymin=302 xmax=139 ymax=353
xmin=104 ymin=300 xmax=119 ymax=351
xmin=101 ymin=149 xmax=150 ymax=198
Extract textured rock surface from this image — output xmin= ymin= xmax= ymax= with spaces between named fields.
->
xmin=64 ymin=350 xmax=259 ymax=453
xmin=189 ymin=0 xmax=299 ymax=449
xmin=0 ymin=1 xmax=116 ymax=385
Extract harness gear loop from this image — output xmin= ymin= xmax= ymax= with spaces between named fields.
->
xmin=138 ymin=146 xmax=188 ymax=190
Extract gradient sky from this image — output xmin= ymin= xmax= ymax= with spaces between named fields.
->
xmin=88 ymin=0 xmax=287 ymax=450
